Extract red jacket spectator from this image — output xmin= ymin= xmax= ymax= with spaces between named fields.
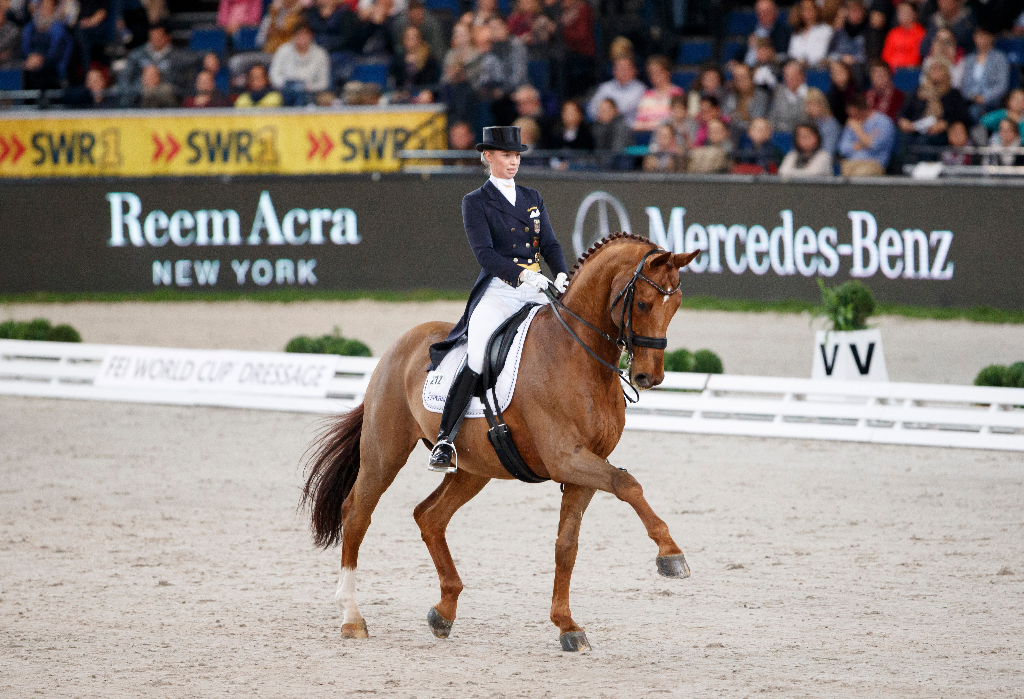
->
xmin=881 ymin=4 xmax=925 ymax=70
xmin=559 ymin=0 xmax=594 ymax=58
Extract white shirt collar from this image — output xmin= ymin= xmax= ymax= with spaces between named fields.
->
xmin=488 ymin=175 xmax=516 ymax=206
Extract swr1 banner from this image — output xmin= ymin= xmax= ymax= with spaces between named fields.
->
xmin=0 ymin=106 xmax=445 ymax=178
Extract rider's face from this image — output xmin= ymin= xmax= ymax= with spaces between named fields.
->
xmin=486 ymin=150 xmax=520 ymax=179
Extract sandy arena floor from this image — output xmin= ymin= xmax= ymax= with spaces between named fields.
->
xmin=1 ymin=302 xmax=1023 ymax=697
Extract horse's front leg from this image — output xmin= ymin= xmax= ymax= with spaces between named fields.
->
xmin=553 ymin=449 xmax=690 ymax=579
xmin=551 ymin=483 xmax=596 ymax=651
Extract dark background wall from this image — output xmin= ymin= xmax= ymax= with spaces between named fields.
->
xmin=1 ymin=173 xmax=1020 ymax=309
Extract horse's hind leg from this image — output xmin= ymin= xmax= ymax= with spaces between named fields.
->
xmin=337 ymin=409 xmax=419 ymax=638
xmin=550 ymin=484 xmax=596 ymax=652
xmin=413 ymin=470 xmax=490 ymax=639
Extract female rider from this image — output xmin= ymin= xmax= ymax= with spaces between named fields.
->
xmin=426 ymin=125 xmax=569 ymax=472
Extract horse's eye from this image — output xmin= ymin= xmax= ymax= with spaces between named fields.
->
xmin=637 ymin=301 xmax=650 ymax=312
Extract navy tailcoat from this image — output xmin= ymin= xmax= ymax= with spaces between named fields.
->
xmin=428 ymin=180 xmax=569 ymax=369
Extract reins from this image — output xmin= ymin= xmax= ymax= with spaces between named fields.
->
xmin=543 ymin=247 xmax=681 ymax=403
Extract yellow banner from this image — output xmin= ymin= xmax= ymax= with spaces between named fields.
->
xmin=0 ymin=106 xmax=446 ymax=178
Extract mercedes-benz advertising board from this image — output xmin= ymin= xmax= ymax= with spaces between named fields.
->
xmin=1 ymin=174 xmax=1020 ymax=309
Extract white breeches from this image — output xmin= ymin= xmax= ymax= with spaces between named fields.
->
xmin=467 ymin=277 xmax=548 ymax=373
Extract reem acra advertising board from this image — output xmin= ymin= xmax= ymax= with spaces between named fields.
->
xmin=0 ymin=174 xmax=1019 ymax=309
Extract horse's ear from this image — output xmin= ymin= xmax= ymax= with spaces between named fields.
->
xmin=672 ymin=251 xmax=701 ymax=269
xmin=648 ymin=250 xmax=672 ymax=268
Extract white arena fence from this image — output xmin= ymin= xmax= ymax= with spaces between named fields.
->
xmin=2 ymin=339 xmax=1023 ymax=452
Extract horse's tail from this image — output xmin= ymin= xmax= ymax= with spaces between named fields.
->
xmin=301 ymin=403 xmax=364 ymax=549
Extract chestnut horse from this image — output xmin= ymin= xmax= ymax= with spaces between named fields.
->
xmin=302 ymin=234 xmax=700 ymax=651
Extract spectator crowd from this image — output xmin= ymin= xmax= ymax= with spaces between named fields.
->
xmin=1 ymin=0 xmax=1023 ymax=175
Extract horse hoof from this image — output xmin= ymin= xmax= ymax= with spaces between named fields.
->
xmin=427 ymin=606 xmax=454 ymax=639
xmin=341 ymin=620 xmax=369 ymax=639
xmin=559 ymin=630 xmax=592 ymax=652
xmin=656 ymin=553 xmax=691 ymax=578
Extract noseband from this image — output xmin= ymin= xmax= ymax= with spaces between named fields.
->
xmin=545 ymin=247 xmax=681 ymax=402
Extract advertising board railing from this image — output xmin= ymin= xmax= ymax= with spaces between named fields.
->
xmin=0 ymin=106 xmax=446 ymax=178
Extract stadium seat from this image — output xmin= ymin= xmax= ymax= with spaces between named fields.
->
xmin=189 ymin=28 xmax=227 ymax=57
xmin=352 ymin=62 xmax=388 ymax=89
xmin=892 ymin=67 xmax=920 ymax=93
xmin=671 ymin=70 xmax=698 ymax=91
xmin=528 ymin=59 xmax=550 ymax=90
xmin=633 ymin=131 xmax=652 ymax=146
xmin=0 ymin=68 xmax=22 ymax=91
xmin=215 ymin=67 xmax=230 ymax=93
xmin=726 ymin=10 xmax=758 ymax=37
xmin=806 ymin=68 xmax=830 ymax=92
xmin=424 ymin=0 xmax=462 ymax=15
xmin=497 ymin=0 xmax=511 ymax=14
xmin=996 ymin=36 xmax=1024 ymax=65
xmin=722 ymin=39 xmax=745 ymax=63
xmin=233 ymin=27 xmax=260 ymax=52
xmin=771 ymin=131 xmax=793 ymax=153
xmin=678 ymin=39 xmax=713 ymax=65
xmin=331 ymin=51 xmax=357 ymax=87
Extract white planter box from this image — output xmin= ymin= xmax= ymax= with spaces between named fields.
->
xmin=811 ymin=329 xmax=888 ymax=381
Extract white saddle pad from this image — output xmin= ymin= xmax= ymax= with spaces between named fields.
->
xmin=423 ymin=305 xmax=542 ymax=418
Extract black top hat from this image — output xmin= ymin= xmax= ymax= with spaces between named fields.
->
xmin=476 ymin=126 xmax=529 ymax=152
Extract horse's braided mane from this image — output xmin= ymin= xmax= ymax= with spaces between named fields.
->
xmin=567 ymin=232 xmax=659 ymax=284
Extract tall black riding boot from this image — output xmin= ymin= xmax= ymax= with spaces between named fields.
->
xmin=427 ymin=364 xmax=481 ymax=473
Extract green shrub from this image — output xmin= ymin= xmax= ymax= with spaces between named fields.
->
xmin=1005 ymin=362 xmax=1024 ymax=389
xmin=663 ymin=348 xmax=693 ymax=372
xmin=618 ymin=347 xmax=724 ymax=374
xmin=692 ymin=349 xmax=724 ymax=374
xmin=0 ymin=318 xmax=82 ymax=343
xmin=817 ymin=279 xmax=876 ymax=332
xmin=285 ymin=328 xmax=372 ymax=357
xmin=974 ymin=364 xmax=1008 ymax=387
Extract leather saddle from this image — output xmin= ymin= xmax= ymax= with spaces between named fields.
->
xmin=478 ymin=303 xmax=548 ymax=484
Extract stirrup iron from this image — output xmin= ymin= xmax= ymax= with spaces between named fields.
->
xmin=427 ymin=440 xmax=458 ymax=474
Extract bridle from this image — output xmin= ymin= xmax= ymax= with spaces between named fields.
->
xmin=544 ymin=248 xmax=681 ymax=402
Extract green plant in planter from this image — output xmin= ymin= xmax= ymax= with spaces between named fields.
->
xmin=620 ymin=347 xmax=724 ymax=374
xmin=285 ymin=327 xmax=372 ymax=357
xmin=976 ymin=362 xmax=1024 ymax=388
xmin=816 ymin=279 xmax=876 ymax=331
xmin=0 ymin=318 xmax=81 ymax=342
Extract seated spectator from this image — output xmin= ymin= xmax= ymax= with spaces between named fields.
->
xmin=75 ymin=0 xmax=113 ymax=72
xmin=898 ymin=58 xmax=971 ymax=147
xmin=866 ymin=59 xmax=904 ymax=120
xmin=218 ymin=0 xmax=262 ymax=36
xmin=0 ymin=0 xmax=20 ymax=69
xmin=787 ymin=0 xmax=833 ymax=66
xmin=940 ymin=120 xmax=974 ymax=165
xmin=804 ymin=87 xmax=842 ymax=153
xmin=862 ymin=0 xmax=888 ymax=61
xmin=513 ymin=116 xmax=544 ymax=165
xmin=511 ymin=84 xmax=554 ymax=145
xmin=828 ymin=0 xmax=869 ymax=66
xmin=959 ymin=27 xmax=1009 ymax=122
xmin=438 ymin=56 xmax=477 ymax=125
xmin=828 ymin=60 xmax=859 ymax=124
xmin=668 ymin=94 xmax=699 ymax=149
xmin=393 ymin=0 xmax=444 ymax=62
xmin=980 ymin=88 xmax=1024 ymax=140
xmin=270 ymin=22 xmax=330 ymax=105
xmin=744 ymin=0 xmax=791 ymax=65
xmin=506 ymin=0 xmax=555 ymax=61
xmin=306 ymin=0 xmax=359 ymax=54
xmin=723 ymin=63 xmax=770 ymax=143
xmin=548 ymin=99 xmax=594 ymax=150
xmin=464 ymin=0 xmax=501 ymax=29
xmin=557 ymin=0 xmax=595 ymax=97
xmin=446 ymin=120 xmax=479 ymax=165
xmin=487 ymin=16 xmax=527 ymax=98
xmin=138 ymin=64 xmax=177 ymax=107
xmin=633 ymin=55 xmax=683 ymax=132
xmin=694 ymin=94 xmax=726 ymax=145
xmin=920 ymin=0 xmax=975 ymax=58
xmin=119 ymin=21 xmax=186 ymax=100
xmin=643 ymin=123 xmax=686 ymax=173
xmin=687 ymin=64 xmax=726 ymax=115
xmin=587 ymin=55 xmax=645 ymax=126
xmin=20 ymin=0 xmax=72 ymax=90
xmin=750 ymin=37 xmax=780 ymax=91
xmin=921 ymin=28 xmax=964 ymax=89
xmin=592 ymin=97 xmax=634 ymax=169
xmin=235 ymin=63 xmax=283 ymax=106
xmin=183 ymin=70 xmax=230 ymax=107
xmin=769 ymin=60 xmax=809 ymax=134
xmin=444 ymin=23 xmax=477 ymax=76
xmin=881 ymin=2 xmax=926 ymax=71
xmin=779 ymin=121 xmax=835 ymax=176
xmin=392 ymin=25 xmax=439 ymax=92
xmin=63 ymin=65 xmax=118 ymax=107
xmin=355 ymin=0 xmax=396 ymax=58
xmin=260 ymin=0 xmax=305 ymax=55
xmin=985 ymin=117 xmax=1024 ymax=165
xmin=688 ymin=119 xmax=733 ymax=173
xmin=838 ymin=92 xmax=896 ymax=175
xmin=736 ymin=117 xmax=783 ymax=172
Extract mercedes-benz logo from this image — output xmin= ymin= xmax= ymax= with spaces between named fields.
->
xmin=572 ymin=191 xmax=632 ymax=258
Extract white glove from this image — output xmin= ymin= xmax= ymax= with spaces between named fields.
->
xmin=520 ymin=269 xmax=551 ymax=291
xmin=553 ymin=272 xmax=568 ymax=293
